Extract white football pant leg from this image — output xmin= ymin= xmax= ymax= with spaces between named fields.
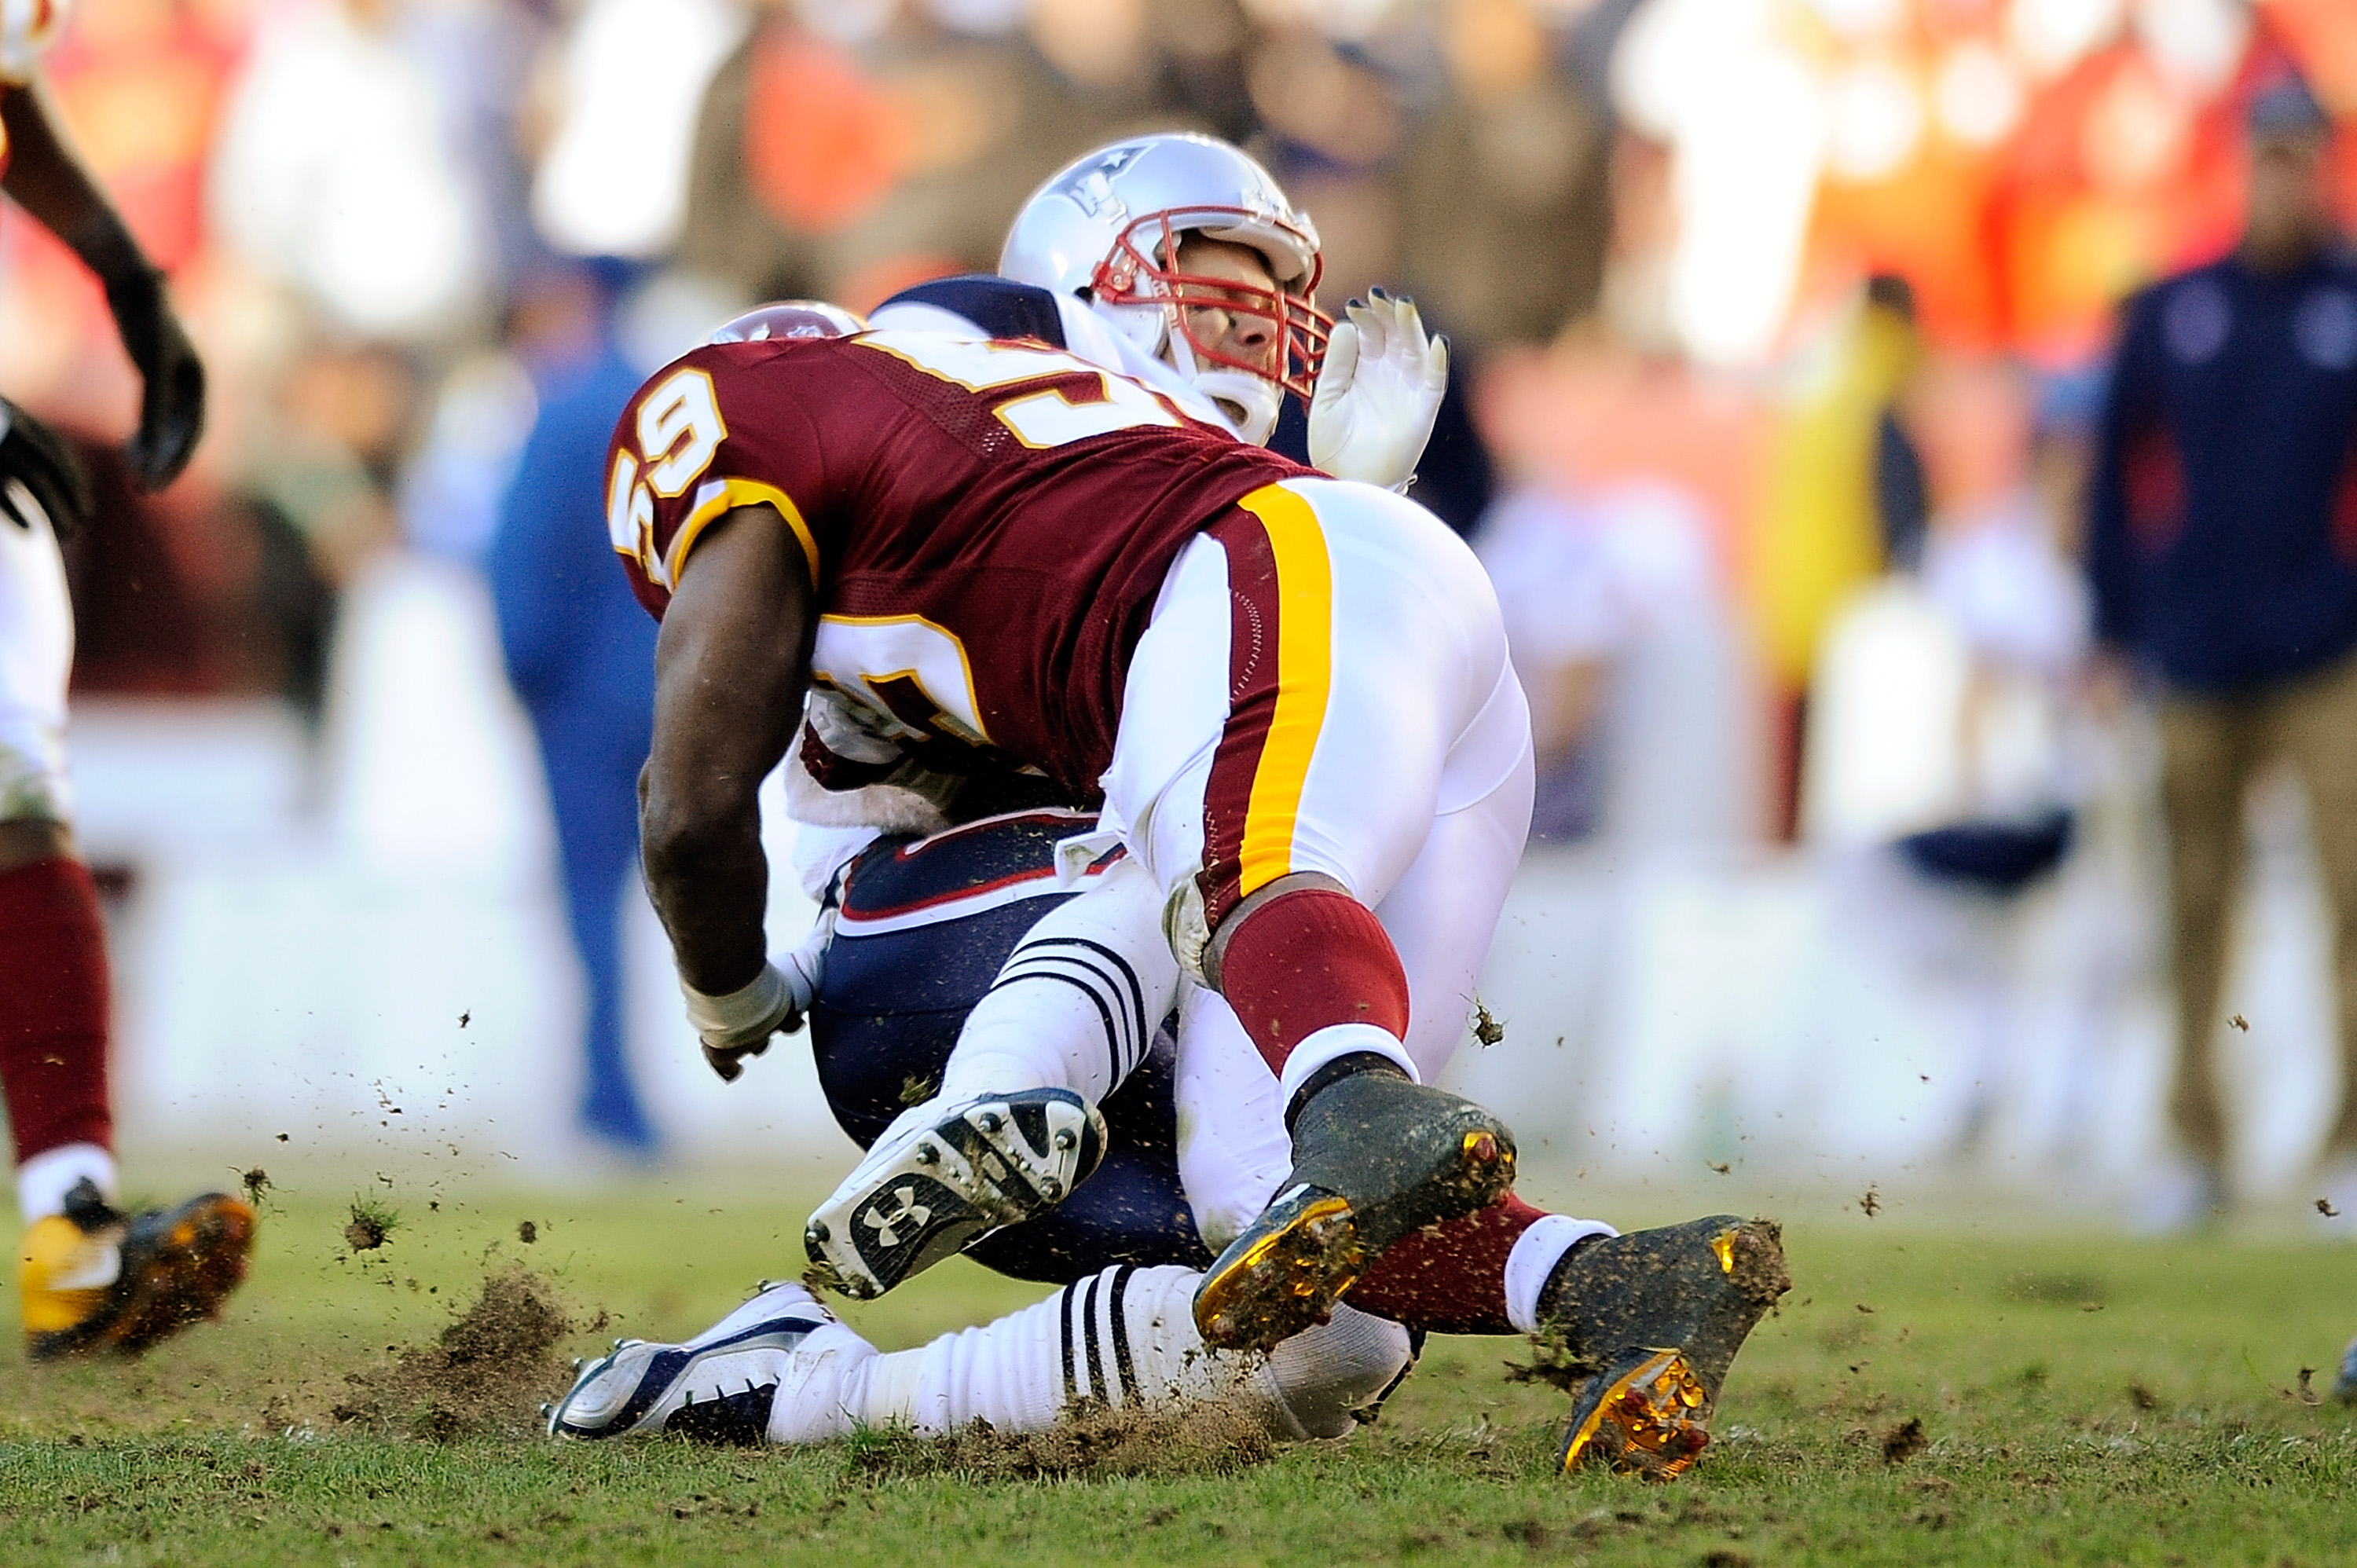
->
xmin=1104 ymin=479 xmax=1530 ymax=1050
xmin=935 ymin=855 xmax=1180 ymax=1108
xmin=1375 ymin=740 xmax=1536 ymax=1083
xmin=1172 ymin=983 xmax=1289 ymax=1251
xmin=822 ymin=1263 xmax=1410 ymax=1442
xmin=0 ymin=497 xmax=75 ymax=824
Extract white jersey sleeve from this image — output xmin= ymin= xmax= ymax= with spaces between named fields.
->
xmin=0 ymin=0 xmax=68 ymax=86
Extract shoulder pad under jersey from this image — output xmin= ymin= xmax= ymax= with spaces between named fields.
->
xmin=871 ymin=275 xmax=1069 ymax=348
xmin=0 ymin=0 xmax=69 ymax=86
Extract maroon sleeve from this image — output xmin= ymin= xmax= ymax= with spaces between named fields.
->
xmin=603 ymin=343 xmax=832 ymax=618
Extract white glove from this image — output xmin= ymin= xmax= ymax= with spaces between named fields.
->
xmin=682 ymin=908 xmax=832 ymax=1082
xmin=1307 ymin=289 xmax=1448 ymax=492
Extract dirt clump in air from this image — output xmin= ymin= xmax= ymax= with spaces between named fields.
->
xmin=343 ymin=1200 xmax=397 ymax=1252
xmin=332 ymin=1266 xmax=573 ymax=1439
xmin=1881 ymin=1417 xmax=1929 ymax=1464
xmin=850 ymin=1398 xmax=1277 ymax=1482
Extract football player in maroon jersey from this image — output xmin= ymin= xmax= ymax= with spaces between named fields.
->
xmin=2 ymin=13 xmax=253 ymax=1357
xmin=582 ymin=299 xmax=1783 ymax=1472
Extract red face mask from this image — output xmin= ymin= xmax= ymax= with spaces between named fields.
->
xmin=1091 ymin=207 xmax=1332 ymax=404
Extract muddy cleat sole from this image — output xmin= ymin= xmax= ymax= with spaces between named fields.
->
xmin=804 ymin=1088 xmax=1106 ymax=1299
xmin=548 ymin=1280 xmax=857 ymax=1442
xmin=1194 ymin=1072 xmax=1515 ymax=1352
xmin=1544 ymin=1215 xmax=1791 ymax=1479
xmin=1562 ymin=1349 xmax=1714 ymax=1480
xmin=24 ymin=1182 xmax=257 ymax=1361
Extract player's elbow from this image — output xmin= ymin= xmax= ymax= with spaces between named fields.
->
xmin=637 ymin=764 xmax=757 ymax=888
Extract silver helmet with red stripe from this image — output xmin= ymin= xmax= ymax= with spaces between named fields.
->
xmin=1000 ymin=134 xmax=1328 ymax=446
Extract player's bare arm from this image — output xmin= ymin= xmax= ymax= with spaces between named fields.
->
xmin=0 ymin=79 xmax=203 ymax=487
xmin=640 ymin=504 xmax=816 ymax=1006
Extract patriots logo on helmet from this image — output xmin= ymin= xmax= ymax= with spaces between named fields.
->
xmin=1058 ymin=143 xmax=1150 ymax=222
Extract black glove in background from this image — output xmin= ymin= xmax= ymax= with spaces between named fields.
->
xmin=104 ymin=267 xmax=206 ymax=491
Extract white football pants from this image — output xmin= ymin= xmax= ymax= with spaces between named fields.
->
xmin=0 ymin=495 xmax=74 ymax=824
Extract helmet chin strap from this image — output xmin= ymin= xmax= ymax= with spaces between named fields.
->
xmin=1191 ymin=370 xmax=1281 ymax=447
xmin=1163 ymin=313 xmax=1282 ymax=447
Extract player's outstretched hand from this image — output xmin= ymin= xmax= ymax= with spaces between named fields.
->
xmin=0 ymin=396 xmax=94 ymax=537
xmin=1307 ymin=288 xmax=1447 ymax=492
xmin=104 ymin=267 xmax=206 ymax=490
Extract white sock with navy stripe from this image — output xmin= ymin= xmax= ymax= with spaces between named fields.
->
xmin=841 ymin=1265 xmax=1410 ymax=1441
xmin=937 ymin=858 xmax=1179 ymax=1108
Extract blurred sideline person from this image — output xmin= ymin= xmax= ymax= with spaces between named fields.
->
xmin=1 ymin=6 xmax=253 ymax=1357
xmin=2088 ymin=77 xmax=2357 ymax=1229
xmin=486 ymin=266 xmax=662 ymax=1157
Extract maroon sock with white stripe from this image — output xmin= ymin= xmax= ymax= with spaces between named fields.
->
xmin=1212 ymin=885 xmax=1410 ymax=1079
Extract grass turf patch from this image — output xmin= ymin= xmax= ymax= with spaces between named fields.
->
xmin=0 ymin=1183 xmax=2350 ymax=1565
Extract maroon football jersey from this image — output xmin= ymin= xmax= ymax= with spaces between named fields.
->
xmin=608 ymin=330 xmax=1307 ymax=790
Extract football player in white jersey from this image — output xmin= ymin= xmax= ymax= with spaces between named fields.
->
xmin=553 ymin=138 xmax=1787 ymax=1478
xmin=1 ymin=0 xmax=254 ymax=1357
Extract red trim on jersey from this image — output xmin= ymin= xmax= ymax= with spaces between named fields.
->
xmin=1197 ymin=505 xmax=1283 ymax=930
xmin=1347 ymin=1193 xmax=1549 ymax=1335
xmin=0 ymin=859 xmax=114 ymax=1163
xmin=889 ymin=808 xmax=1103 ymax=857
xmin=846 ymin=864 xmax=1061 ymax=921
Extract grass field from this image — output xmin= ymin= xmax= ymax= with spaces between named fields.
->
xmin=2 ymin=1173 xmax=2352 ymax=1566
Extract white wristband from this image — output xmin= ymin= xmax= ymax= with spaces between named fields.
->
xmin=681 ymin=962 xmax=800 ymax=1051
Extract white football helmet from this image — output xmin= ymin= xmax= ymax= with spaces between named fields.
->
xmin=709 ymin=300 xmax=869 ymax=344
xmin=1001 ymin=134 xmax=1329 ymax=446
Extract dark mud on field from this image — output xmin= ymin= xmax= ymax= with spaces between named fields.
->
xmin=851 ymin=1400 xmax=1278 ymax=1482
xmin=332 ymin=1267 xmax=572 ymax=1439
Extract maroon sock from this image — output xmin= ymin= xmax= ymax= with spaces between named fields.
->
xmin=1346 ymin=1192 xmax=1549 ymax=1335
xmin=0 ymin=857 xmax=115 ymax=1163
xmin=1214 ymin=886 xmax=1410 ymax=1076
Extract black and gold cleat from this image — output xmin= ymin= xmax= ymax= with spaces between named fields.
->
xmin=22 ymin=1179 xmax=256 ymax=1360
xmin=1543 ymin=1215 xmax=1791 ymax=1481
xmin=1193 ymin=1069 xmax=1515 ymax=1351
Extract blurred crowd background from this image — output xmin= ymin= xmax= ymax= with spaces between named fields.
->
xmin=9 ymin=0 xmax=2357 ymax=1217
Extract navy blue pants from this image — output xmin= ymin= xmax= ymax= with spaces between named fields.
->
xmin=808 ymin=815 xmax=1211 ymax=1285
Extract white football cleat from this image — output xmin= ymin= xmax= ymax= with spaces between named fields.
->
xmin=546 ymin=1280 xmax=870 ymax=1443
xmin=804 ymin=1088 xmax=1107 ymax=1299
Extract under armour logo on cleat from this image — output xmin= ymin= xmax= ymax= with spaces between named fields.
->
xmin=863 ymin=1187 xmax=933 ymax=1247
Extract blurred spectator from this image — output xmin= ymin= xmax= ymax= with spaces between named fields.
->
xmin=1391 ymin=0 xmax=1609 ymax=351
xmin=532 ymin=0 xmax=746 ymax=262
xmin=1802 ymin=355 xmax=2089 ymax=1162
xmin=2086 ymin=77 xmax=2357 ymax=1228
xmin=1755 ymin=275 xmax=1926 ymax=840
xmin=1475 ymin=476 xmax=1731 ymax=847
xmin=210 ymin=0 xmax=497 ymax=343
xmin=62 ymin=440 xmax=335 ymax=724
xmin=679 ymin=2 xmax=1226 ymax=312
xmin=483 ymin=265 xmax=660 ymax=1156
